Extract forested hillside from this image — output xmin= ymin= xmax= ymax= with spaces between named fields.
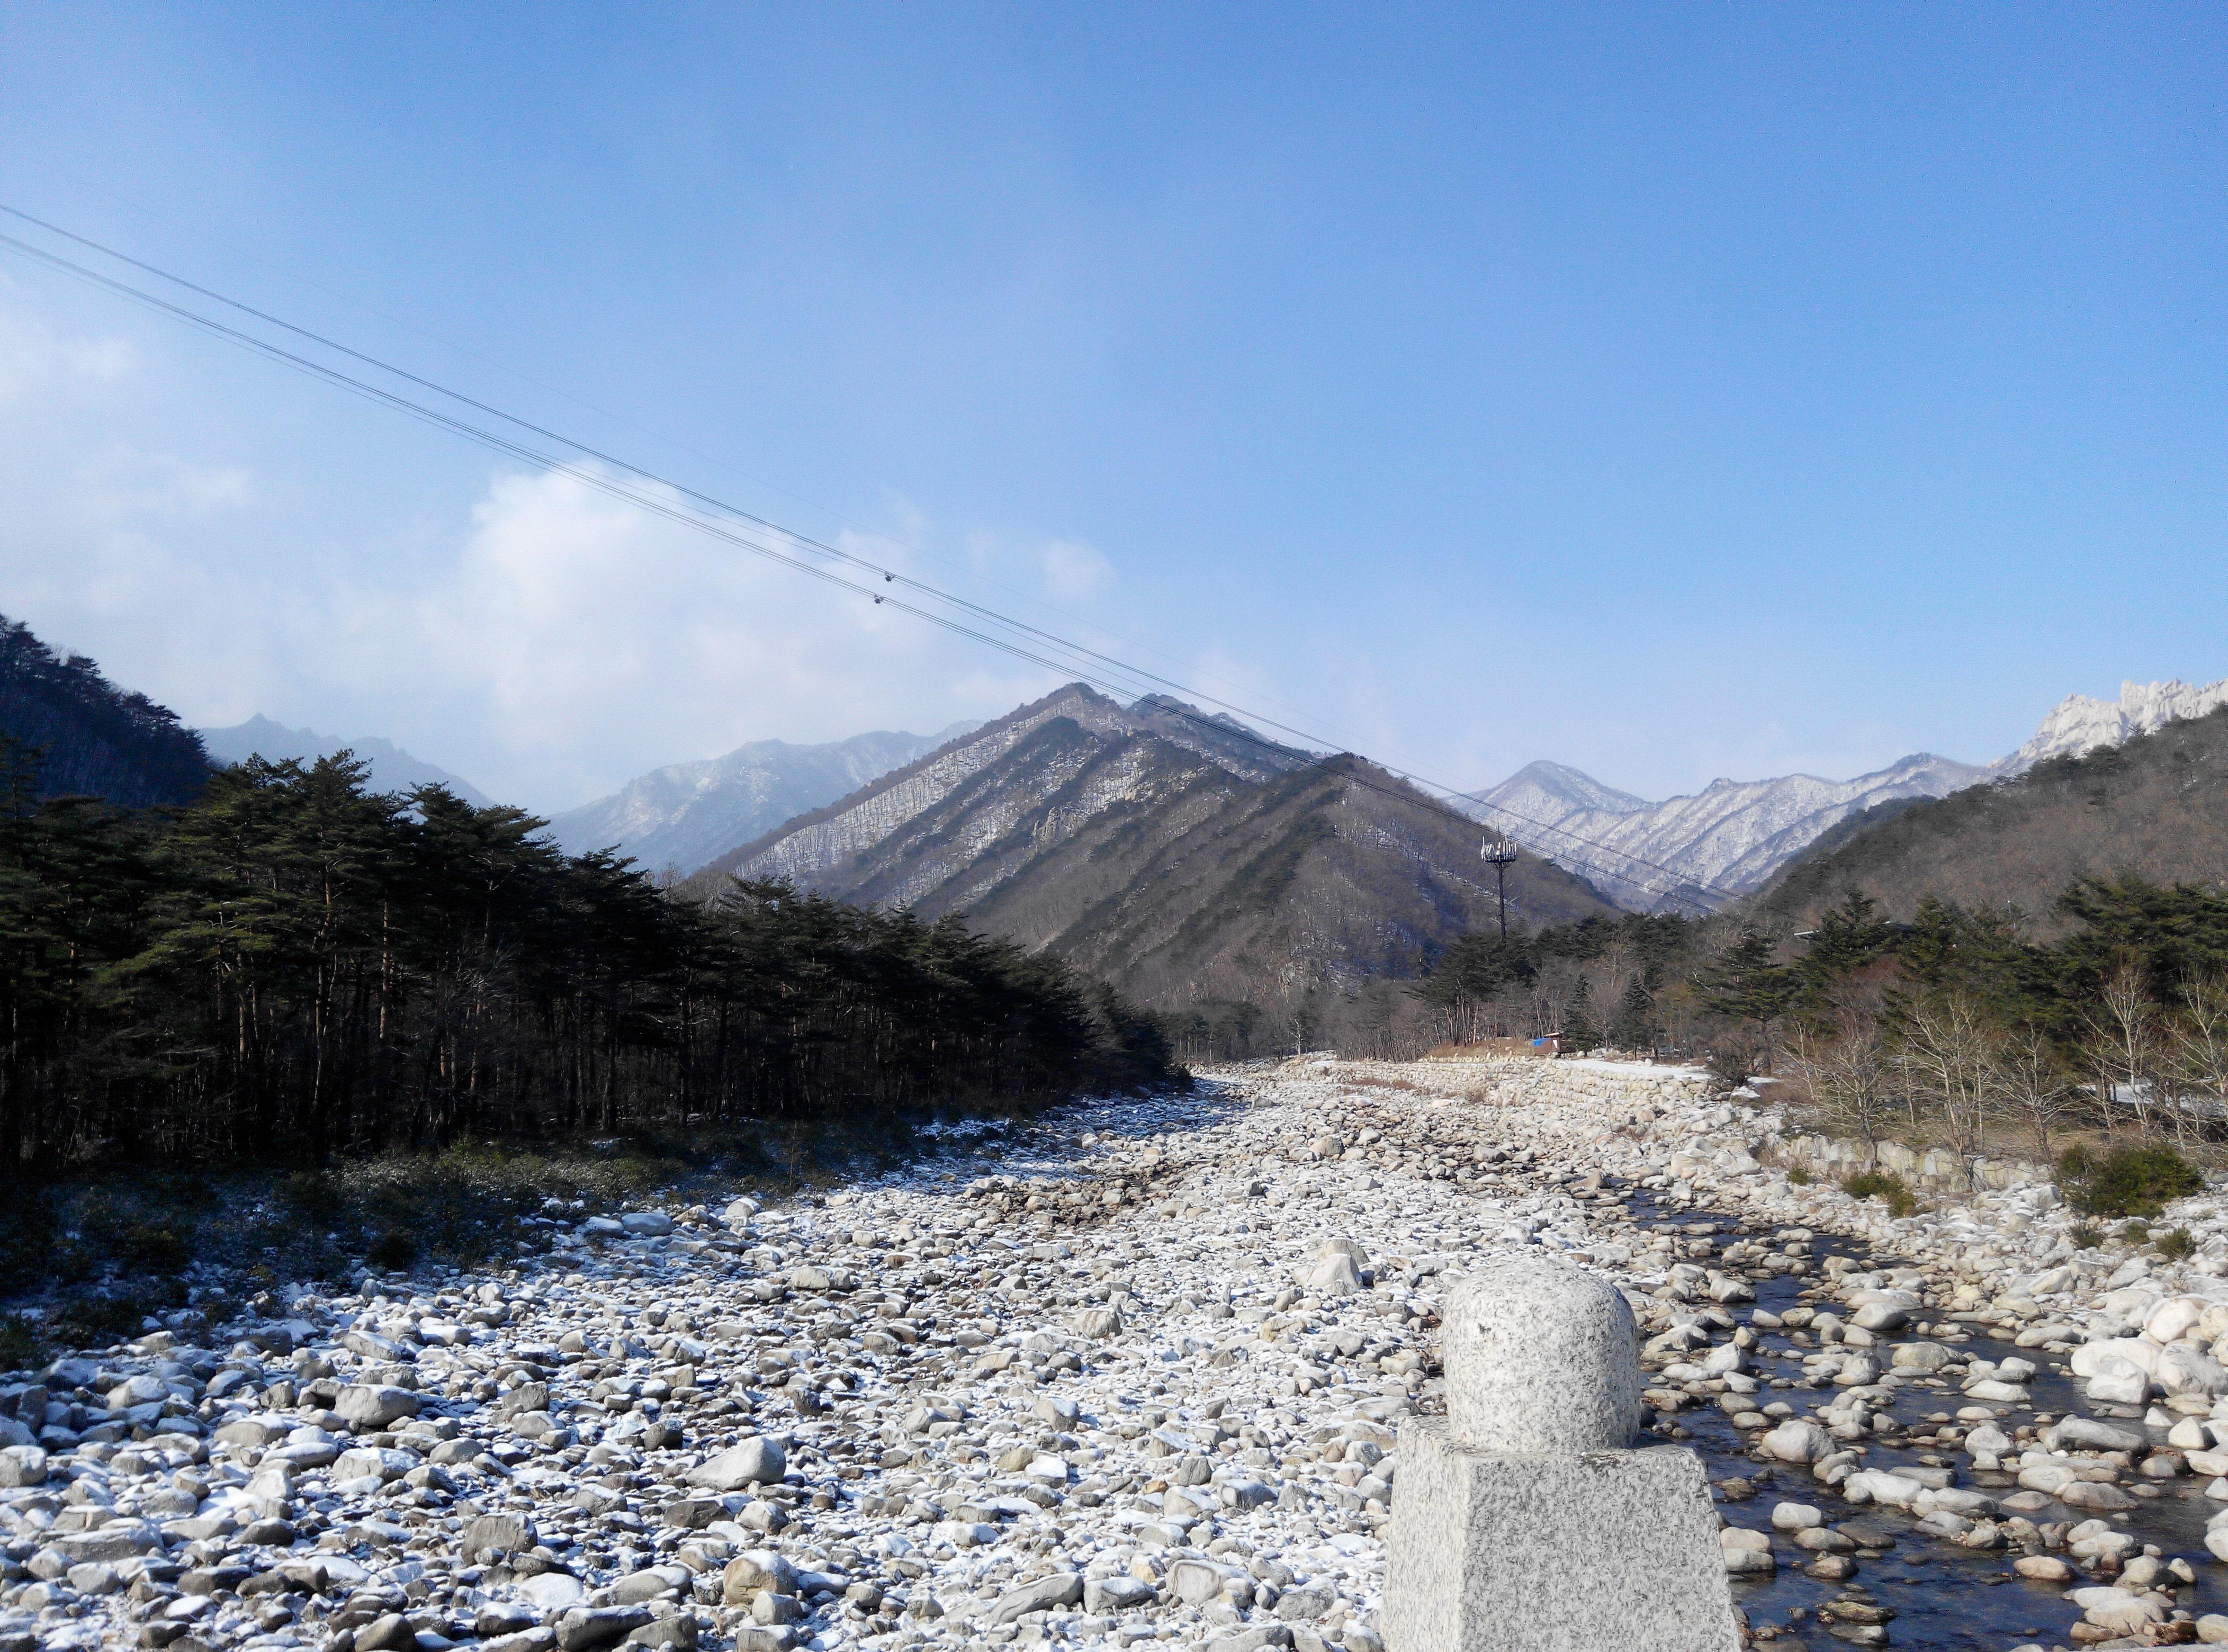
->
xmin=0 ymin=753 xmax=1173 ymax=1168
xmin=1755 ymin=705 xmax=2228 ymax=931
xmin=0 ymin=615 xmax=211 ymax=807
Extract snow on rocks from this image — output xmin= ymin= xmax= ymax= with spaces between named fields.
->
xmin=6 ymin=1052 xmax=2228 ymax=1652
xmin=0 ymin=1076 xmax=1511 ymax=1652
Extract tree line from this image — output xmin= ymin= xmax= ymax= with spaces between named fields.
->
xmin=1762 ymin=881 xmax=2228 ymax=1160
xmin=0 ymin=744 xmax=1174 ymax=1168
xmin=1415 ymin=877 xmax=2228 ymax=1160
xmin=1411 ymin=910 xmax=1701 ymax=1055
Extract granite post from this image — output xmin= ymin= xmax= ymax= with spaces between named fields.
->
xmin=1381 ymin=1254 xmax=1740 ymax=1651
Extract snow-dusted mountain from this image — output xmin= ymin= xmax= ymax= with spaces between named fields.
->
xmin=1995 ymin=677 xmax=2228 ymax=775
xmin=199 ymin=715 xmax=492 ymax=807
xmin=545 ymin=724 xmax=976 ymax=875
xmin=701 ymin=687 xmax=1309 ymax=899
xmin=1469 ymin=752 xmax=1989 ymax=912
xmin=1479 ymin=760 xmax=1649 ymax=827
xmin=679 ymin=684 xmax=1616 ymax=1007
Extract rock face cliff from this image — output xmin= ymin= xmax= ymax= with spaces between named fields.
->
xmin=1755 ymin=702 xmax=2228 ymax=931
xmin=684 ymin=684 xmax=1619 ymax=1007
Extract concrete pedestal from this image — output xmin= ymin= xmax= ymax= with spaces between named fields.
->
xmin=1382 ymin=1417 xmax=1739 ymax=1652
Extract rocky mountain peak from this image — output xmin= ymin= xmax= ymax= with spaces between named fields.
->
xmin=1995 ymin=676 xmax=2228 ymax=775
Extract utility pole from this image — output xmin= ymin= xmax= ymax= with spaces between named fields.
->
xmin=1480 ymin=832 xmax=1519 ymax=939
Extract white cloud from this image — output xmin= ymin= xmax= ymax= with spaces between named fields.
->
xmin=75 ymin=448 xmax=254 ymax=520
xmin=0 ymin=292 xmax=1115 ymax=813
xmin=0 ymin=364 xmax=1056 ymax=810
xmin=313 ymin=466 xmax=1057 ymax=809
xmin=0 ymin=298 xmax=257 ymax=675
xmin=0 ymin=294 xmax=133 ymax=410
xmin=1035 ymin=537 xmax=1113 ymax=602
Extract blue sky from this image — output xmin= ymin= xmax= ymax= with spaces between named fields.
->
xmin=0 ymin=5 xmax=2222 ymax=813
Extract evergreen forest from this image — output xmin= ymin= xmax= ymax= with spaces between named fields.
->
xmin=0 ymin=742 xmax=1174 ymax=1169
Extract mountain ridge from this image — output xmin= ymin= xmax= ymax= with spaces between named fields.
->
xmin=697 ymin=683 xmax=1315 ymax=894
xmin=1461 ymin=674 xmax=2228 ymax=911
xmin=544 ymin=723 xmax=975 ymax=875
xmin=199 ymin=715 xmax=492 ymax=807
xmin=682 ymin=683 xmax=1617 ymax=1009
xmin=0 ymin=614 xmax=211 ymax=807
xmin=1467 ymin=750 xmax=1989 ymax=912
xmin=1754 ymin=703 xmax=2228 ymax=930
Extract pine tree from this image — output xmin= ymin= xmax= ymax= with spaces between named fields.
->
xmin=1562 ymin=976 xmax=1597 ymax=1053
xmin=1697 ymin=926 xmax=1793 ymax=1028
xmin=1796 ymin=889 xmax=1893 ymax=1004
xmin=1612 ymin=976 xmax=1654 ymax=1053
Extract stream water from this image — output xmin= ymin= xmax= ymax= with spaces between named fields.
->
xmin=1619 ymin=1189 xmax=2220 ymax=1650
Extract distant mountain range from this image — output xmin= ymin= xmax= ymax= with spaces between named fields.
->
xmin=543 ymin=724 xmax=976 ymax=875
xmin=1757 ymin=702 xmax=2228 ymax=931
xmin=1465 ymin=674 xmax=2228 ymax=913
xmin=1468 ymin=753 xmax=1990 ymax=912
xmin=199 ymin=715 xmax=492 ymax=807
xmin=40 ymin=582 xmax=2228 ymax=991
xmin=0 ymin=614 xmax=211 ymax=807
xmin=680 ymin=683 xmax=1618 ymax=1008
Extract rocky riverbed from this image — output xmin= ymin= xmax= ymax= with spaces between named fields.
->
xmin=7 ymin=1055 xmax=2228 ymax=1652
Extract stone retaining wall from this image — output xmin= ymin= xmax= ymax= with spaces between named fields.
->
xmin=1760 ymin=1132 xmax=2047 ymax=1195
xmin=1336 ymin=1055 xmax=1715 ymax=1118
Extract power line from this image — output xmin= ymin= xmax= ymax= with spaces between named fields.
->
xmin=0 ymin=212 xmax=1748 ymax=909
xmin=0 ymin=219 xmax=1739 ymax=906
xmin=0 ymin=199 xmax=1359 ymax=760
xmin=0 ymin=221 xmax=1737 ymax=908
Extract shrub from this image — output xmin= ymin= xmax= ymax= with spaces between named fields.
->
xmin=0 ymin=1313 xmax=41 ymax=1373
xmin=366 ymin=1229 xmax=419 ymax=1272
xmin=1841 ymin=1170 xmax=1916 ymax=1218
xmin=2056 ymin=1143 xmax=2207 ymax=1218
xmin=1706 ymin=1046 xmax=1754 ymax=1089
xmin=119 ymin=1223 xmax=191 ymax=1276
xmin=281 ymin=1171 xmax=344 ymax=1221
xmin=1788 ymin=1166 xmax=1814 ymax=1186
xmin=2069 ymin=1222 xmax=2104 ymax=1250
xmin=48 ymin=1283 xmax=181 ymax=1347
xmin=2158 ymin=1226 xmax=2197 ymax=1261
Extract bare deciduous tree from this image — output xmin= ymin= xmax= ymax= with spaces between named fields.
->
xmin=2085 ymin=957 xmax=2161 ymax=1135
xmin=1784 ymin=1015 xmax=1896 ymax=1146
xmin=1892 ymin=992 xmax=1999 ymax=1160
xmin=1595 ymin=941 xmax=1637 ymax=1014
xmin=2163 ymin=974 xmax=2228 ymax=1143
xmin=1992 ymin=1023 xmax=2076 ymax=1159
